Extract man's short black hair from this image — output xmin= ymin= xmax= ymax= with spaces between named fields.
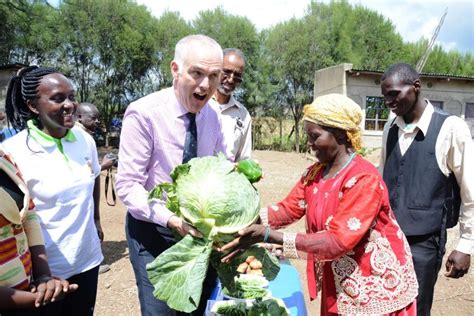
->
xmin=382 ymin=63 xmax=420 ymax=85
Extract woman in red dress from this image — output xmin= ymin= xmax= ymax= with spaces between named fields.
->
xmin=220 ymin=94 xmax=418 ymax=315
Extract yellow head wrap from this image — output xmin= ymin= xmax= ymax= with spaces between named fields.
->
xmin=303 ymin=93 xmax=362 ymax=151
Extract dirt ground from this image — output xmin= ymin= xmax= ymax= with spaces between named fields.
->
xmin=95 ymin=149 xmax=473 ymax=315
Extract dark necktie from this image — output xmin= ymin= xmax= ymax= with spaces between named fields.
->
xmin=182 ymin=112 xmax=197 ymax=163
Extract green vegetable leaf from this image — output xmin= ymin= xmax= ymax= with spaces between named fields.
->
xmin=146 ymin=235 xmax=213 ymax=313
xmin=165 ymin=194 xmax=180 ymax=215
xmin=170 ymin=163 xmax=190 ymax=182
xmin=148 ymin=182 xmax=180 ymax=215
xmin=224 ymin=282 xmax=269 ymax=299
xmin=147 ymin=154 xmax=263 ymax=312
xmin=193 ymin=218 xmax=217 ymax=239
xmin=176 ymin=155 xmax=260 ymax=234
xmin=249 ymin=298 xmax=289 ymax=316
xmin=148 ymin=182 xmax=175 ymax=200
xmin=214 ymin=298 xmax=289 ymax=316
xmin=216 ymin=301 xmax=247 ymax=315
xmin=211 ymin=246 xmax=280 ymax=293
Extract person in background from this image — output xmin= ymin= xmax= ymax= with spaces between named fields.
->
xmin=1 ymin=145 xmax=77 ymax=315
xmin=210 ymin=48 xmax=251 ymax=161
xmin=75 ymin=102 xmax=114 ymax=171
xmin=75 ymin=102 xmax=99 ymax=135
xmin=3 ymin=66 xmax=104 ymax=316
xmin=108 ymin=116 xmax=122 ymax=148
xmin=75 ymin=102 xmax=113 ymax=275
xmin=116 ymin=34 xmax=229 ymax=315
xmin=220 ymin=94 xmax=418 ymax=316
xmin=380 ymin=63 xmax=473 ymax=316
xmin=110 ymin=116 xmax=122 ymax=131
xmin=0 ymin=108 xmax=17 ymax=142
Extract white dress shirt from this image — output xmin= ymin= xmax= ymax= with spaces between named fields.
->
xmin=210 ymin=95 xmax=252 ymax=161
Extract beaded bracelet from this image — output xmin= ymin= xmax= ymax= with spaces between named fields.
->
xmin=283 ymin=232 xmax=299 ymax=259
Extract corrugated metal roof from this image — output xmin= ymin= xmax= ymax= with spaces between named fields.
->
xmin=0 ymin=63 xmax=28 ymax=71
xmin=349 ymin=68 xmax=474 ymax=81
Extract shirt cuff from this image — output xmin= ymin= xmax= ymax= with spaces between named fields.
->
xmin=150 ymin=199 xmax=175 ymax=228
xmin=456 ymin=237 xmax=473 ymax=255
xmin=260 ymin=207 xmax=269 ymax=226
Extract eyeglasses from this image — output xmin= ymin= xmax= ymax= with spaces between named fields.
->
xmin=222 ymin=69 xmax=243 ymax=83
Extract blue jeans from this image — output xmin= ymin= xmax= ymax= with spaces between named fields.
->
xmin=126 ymin=213 xmax=216 ymax=316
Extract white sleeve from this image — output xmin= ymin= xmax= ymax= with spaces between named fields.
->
xmin=238 ymin=113 xmax=252 ymax=161
xmin=82 ymin=129 xmax=101 ymax=178
xmin=378 ymin=119 xmax=391 ymax=174
xmin=442 ymin=117 xmax=474 ymax=254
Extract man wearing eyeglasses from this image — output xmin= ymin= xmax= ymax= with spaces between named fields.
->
xmin=211 ymin=48 xmax=252 ymax=161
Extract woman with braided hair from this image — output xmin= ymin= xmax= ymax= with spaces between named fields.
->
xmin=3 ymin=66 xmax=103 ymax=316
xmin=220 ymin=94 xmax=418 ymax=315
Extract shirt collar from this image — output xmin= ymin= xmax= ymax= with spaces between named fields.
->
xmin=27 ymin=120 xmax=77 ymax=147
xmin=74 ymin=121 xmax=93 ymax=135
xmin=392 ymin=99 xmax=433 ymax=136
xmin=212 ymin=94 xmax=240 ymax=112
xmin=171 ymin=88 xmax=204 ymax=119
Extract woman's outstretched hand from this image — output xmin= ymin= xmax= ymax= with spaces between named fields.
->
xmin=218 ymin=224 xmax=267 ymax=263
xmin=30 ymin=276 xmax=78 ymax=307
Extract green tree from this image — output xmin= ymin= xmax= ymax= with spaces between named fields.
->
xmin=265 ymin=18 xmax=318 ymax=152
xmin=0 ymin=1 xmax=58 ymax=65
xmin=249 ymin=30 xmax=285 ymax=149
xmin=455 ymin=52 xmax=474 ymax=76
xmin=193 ymin=7 xmax=259 ymax=58
xmin=2 ymin=0 xmax=472 ymax=152
xmin=247 ymin=31 xmax=280 ymax=113
xmin=263 ymin=0 xmax=420 ymax=151
xmin=55 ymin=0 xmax=161 ymax=131
xmin=350 ymin=5 xmax=407 ymax=69
xmin=404 ymin=39 xmax=474 ymax=76
xmin=192 ymin=7 xmax=260 ymax=112
xmin=305 ymin=1 xmax=407 ymax=70
xmin=154 ymin=11 xmax=193 ymax=87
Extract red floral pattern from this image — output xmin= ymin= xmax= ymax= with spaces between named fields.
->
xmin=265 ymin=155 xmax=418 ymax=315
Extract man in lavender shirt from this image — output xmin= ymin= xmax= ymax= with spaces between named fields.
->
xmin=116 ymin=34 xmax=230 ymax=315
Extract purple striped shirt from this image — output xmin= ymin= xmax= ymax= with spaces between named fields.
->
xmin=116 ymin=87 xmax=231 ymax=226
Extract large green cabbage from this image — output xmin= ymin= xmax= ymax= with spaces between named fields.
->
xmin=173 ymin=154 xmax=260 ymax=234
xmin=146 ymin=155 xmax=278 ymax=313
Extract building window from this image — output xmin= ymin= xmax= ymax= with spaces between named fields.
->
xmin=465 ymin=102 xmax=474 ymax=119
xmin=365 ymin=96 xmax=389 ymax=131
xmin=431 ymin=101 xmax=444 ymax=109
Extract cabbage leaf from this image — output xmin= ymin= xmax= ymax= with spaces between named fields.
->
xmin=211 ymin=246 xmax=280 ymax=294
xmin=146 ymin=234 xmax=212 ymax=313
xmin=147 ymin=155 xmax=276 ymax=313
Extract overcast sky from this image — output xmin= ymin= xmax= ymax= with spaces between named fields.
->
xmin=136 ymin=0 xmax=473 ymax=54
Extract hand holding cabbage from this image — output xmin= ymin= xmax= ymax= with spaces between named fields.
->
xmin=166 ymin=214 xmax=203 ymax=238
xmin=146 ymin=154 xmax=279 ymax=313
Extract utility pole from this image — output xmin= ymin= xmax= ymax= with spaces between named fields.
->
xmin=416 ymin=8 xmax=448 ymax=72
